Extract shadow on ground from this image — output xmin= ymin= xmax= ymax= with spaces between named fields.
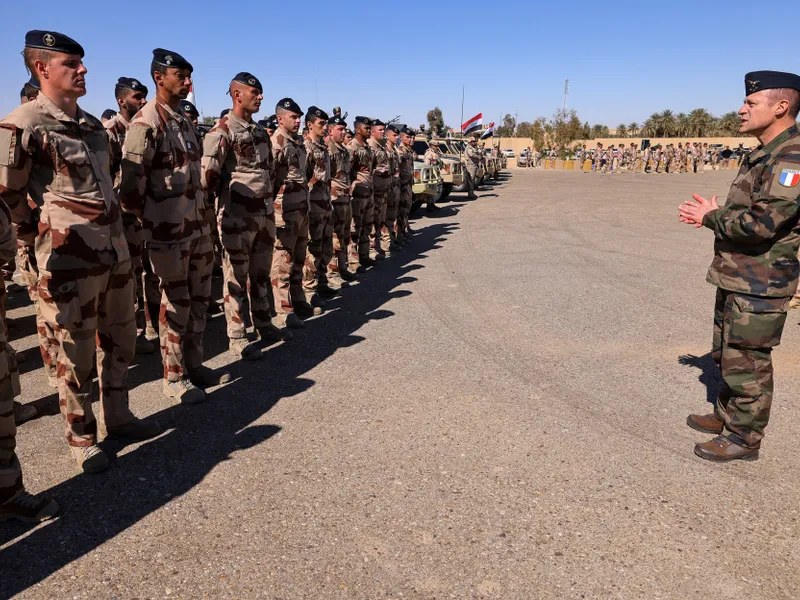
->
xmin=678 ymin=353 xmax=720 ymax=406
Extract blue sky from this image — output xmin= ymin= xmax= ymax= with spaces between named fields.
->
xmin=1 ymin=0 xmax=795 ymax=129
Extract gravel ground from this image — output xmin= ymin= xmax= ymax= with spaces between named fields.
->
xmin=2 ymin=168 xmax=800 ymax=599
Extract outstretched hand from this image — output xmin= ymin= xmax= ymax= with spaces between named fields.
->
xmin=678 ymin=193 xmax=719 ymax=228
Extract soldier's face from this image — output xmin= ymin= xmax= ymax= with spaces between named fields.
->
xmin=356 ymin=123 xmax=369 ymax=138
xmin=371 ymin=125 xmax=385 ymax=140
xmin=344 ymin=133 xmax=353 ymax=144
xmin=329 ymin=124 xmax=346 ymax=143
xmin=119 ymin=89 xmax=146 ymax=115
xmin=238 ymin=86 xmax=262 ymax=114
xmin=160 ymin=68 xmax=192 ymax=99
xmin=39 ymin=53 xmax=87 ymax=97
xmin=386 ymin=130 xmax=398 ymax=144
xmin=309 ymin=117 xmax=326 ymax=137
xmin=739 ymin=90 xmax=784 ymax=135
xmin=279 ymin=110 xmax=302 ymax=133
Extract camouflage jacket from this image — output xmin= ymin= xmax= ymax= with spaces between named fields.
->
xmin=703 ymin=124 xmax=800 ymax=297
xmin=104 ymin=112 xmax=130 ymax=190
xmin=120 ymin=99 xmax=209 ymax=245
xmin=304 ymin=136 xmax=331 ymax=207
xmin=327 ymin=138 xmax=350 ymax=203
xmin=464 ymin=144 xmax=481 ymax=174
xmin=201 ymin=111 xmax=274 ymax=220
xmin=397 ymin=144 xmax=414 ymax=187
xmin=347 ymin=137 xmax=373 ymax=198
xmin=368 ymin=137 xmax=391 ymax=194
xmin=0 ymin=93 xmax=129 ymax=270
xmin=387 ymin=142 xmax=400 ymax=188
xmin=423 ymin=148 xmax=439 ymax=167
xmin=271 ymin=127 xmax=309 ymax=212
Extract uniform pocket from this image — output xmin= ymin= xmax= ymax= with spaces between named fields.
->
xmin=147 ymin=243 xmax=186 ymax=281
xmin=727 ymin=294 xmax=789 ymax=349
xmin=38 ymin=270 xmax=82 ymax=328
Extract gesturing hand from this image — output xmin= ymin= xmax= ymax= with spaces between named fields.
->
xmin=678 ymin=193 xmax=719 ymax=228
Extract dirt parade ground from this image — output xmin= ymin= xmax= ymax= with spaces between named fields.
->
xmin=3 ymin=169 xmax=800 ymax=599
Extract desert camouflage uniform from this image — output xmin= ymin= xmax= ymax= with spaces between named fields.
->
xmin=347 ymin=137 xmax=373 ymax=266
xmin=303 ymin=135 xmax=332 ymax=293
xmin=120 ymin=99 xmax=213 ymax=382
xmin=396 ymin=142 xmax=414 ymax=236
xmin=0 ymin=94 xmax=138 ymax=446
xmin=383 ymin=141 xmax=401 ymax=250
xmin=464 ymin=142 xmax=482 ymax=189
xmin=0 ymin=198 xmax=22 ymax=500
xmin=703 ymin=124 xmax=800 ymax=448
xmin=368 ymin=136 xmax=391 ymax=257
xmin=271 ymin=127 xmax=310 ymax=315
xmin=202 ymin=112 xmax=276 ymax=340
xmin=327 ymin=138 xmax=352 ymax=278
xmin=105 ymin=112 xmax=161 ymax=336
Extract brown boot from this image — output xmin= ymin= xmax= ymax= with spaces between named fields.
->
xmin=694 ymin=436 xmax=759 ymax=462
xmin=686 ymin=413 xmax=723 ymax=434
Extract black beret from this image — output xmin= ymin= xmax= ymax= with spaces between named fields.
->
xmin=179 ymin=100 xmax=199 ymax=117
xmin=354 ymin=116 xmax=371 ymax=126
xmin=745 ymin=71 xmax=800 ymax=95
xmin=25 ymin=30 xmax=84 ymax=57
xmin=116 ymin=77 xmax=148 ymax=96
xmin=101 ymin=109 xmax=117 ymax=120
xmin=306 ymin=106 xmax=329 ymax=121
xmin=19 ymin=86 xmax=25 ymax=98
xmin=257 ymin=119 xmax=270 ymax=128
xmin=371 ymin=119 xmax=386 ymax=127
xmin=276 ymin=97 xmax=303 ymax=115
xmin=220 ymin=108 xmax=230 ymax=119
xmin=399 ymin=126 xmax=412 ymax=135
xmin=327 ymin=115 xmax=346 ymax=126
xmin=386 ymin=124 xmax=400 ymax=133
xmin=232 ymin=72 xmax=262 ymax=93
xmin=265 ymin=114 xmax=278 ymax=128
xmin=152 ymin=48 xmax=193 ymax=71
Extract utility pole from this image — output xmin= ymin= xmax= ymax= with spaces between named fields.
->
xmin=562 ymin=79 xmax=569 ymax=112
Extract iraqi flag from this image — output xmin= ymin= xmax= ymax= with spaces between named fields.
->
xmin=186 ymin=84 xmax=196 ymax=107
xmin=480 ymin=122 xmax=495 ymax=139
xmin=462 ymin=113 xmax=482 ymax=135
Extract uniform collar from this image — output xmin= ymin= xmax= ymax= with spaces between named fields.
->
xmin=36 ymin=93 xmax=91 ymax=127
xmin=748 ymin=124 xmax=798 ymax=164
xmin=114 ymin=112 xmax=130 ymax=128
xmin=278 ymin=126 xmax=301 ymax=144
xmin=226 ymin=110 xmax=252 ymax=129
xmin=156 ymin=99 xmax=182 ymax=121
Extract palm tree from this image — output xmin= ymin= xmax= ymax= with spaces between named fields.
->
xmin=616 ymin=124 xmax=628 ymax=138
xmin=656 ymin=110 xmax=677 ymax=137
xmin=689 ymin=108 xmax=714 ymax=137
xmin=628 ymin=122 xmax=639 ymax=137
xmin=676 ymin=113 xmax=690 ymax=137
xmin=716 ymin=111 xmax=740 ymax=136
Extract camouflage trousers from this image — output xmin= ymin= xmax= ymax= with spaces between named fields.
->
xmin=272 ymin=203 xmax=309 ymax=315
xmin=328 ymin=200 xmax=352 ymax=277
xmin=711 ymin=289 xmax=789 ymax=448
xmin=16 ymin=244 xmax=58 ymax=386
xmin=350 ymin=193 xmax=373 ymax=267
xmin=382 ymin=185 xmax=401 ymax=250
xmin=303 ymin=200 xmax=333 ymax=294
xmin=396 ymin=185 xmax=412 ymax=235
xmin=0 ymin=318 xmax=22 ymax=502
xmin=221 ymin=213 xmax=276 ymax=340
xmin=123 ymin=213 xmax=145 ymax=332
xmin=38 ymin=261 xmax=138 ymax=446
xmin=148 ymin=235 xmax=214 ymax=382
xmin=371 ymin=188 xmax=390 ymax=255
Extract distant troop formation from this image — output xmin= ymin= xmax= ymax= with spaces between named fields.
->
xmin=575 ymin=142 xmax=727 ymax=173
xmin=0 ymin=31 xmax=497 ymax=522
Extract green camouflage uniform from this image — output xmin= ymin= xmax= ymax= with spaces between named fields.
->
xmin=702 ymin=124 xmax=800 ymax=448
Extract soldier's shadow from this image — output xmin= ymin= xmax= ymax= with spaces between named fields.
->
xmin=0 ymin=220 xmax=459 ymax=597
xmin=678 ymin=353 xmax=720 ymax=406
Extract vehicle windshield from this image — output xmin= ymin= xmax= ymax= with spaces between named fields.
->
xmin=412 ymin=141 xmax=428 ymax=155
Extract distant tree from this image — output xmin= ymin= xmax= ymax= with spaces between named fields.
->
xmin=426 ymin=107 xmax=445 ymax=135
xmin=551 ymin=109 xmax=583 ymax=146
xmin=628 ymin=122 xmax=639 ymax=137
xmin=676 ymin=113 xmax=690 ymax=137
xmin=590 ymin=124 xmax=610 ymax=139
xmin=716 ymin=111 xmax=741 ymax=136
xmin=496 ymin=113 xmax=517 ymax=137
xmin=689 ymin=108 xmax=714 ymax=137
xmin=582 ymin=121 xmax=592 ymax=139
xmin=530 ymin=117 xmax=547 ymax=149
xmin=656 ymin=110 xmax=677 ymax=137
xmin=516 ymin=121 xmax=533 ymax=139
xmin=202 ymin=116 xmax=215 ymax=125
xmin=616 ymin=124 xmax=628 ymax=138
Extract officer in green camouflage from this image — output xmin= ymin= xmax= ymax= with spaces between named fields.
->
xmin=679 ymin=70 xmax=800 ymax=462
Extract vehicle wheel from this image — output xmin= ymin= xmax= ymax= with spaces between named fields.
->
xmin=441 ymin=184 xmax=452 ymax=200
xmin=434 ymin=184 xmax=444 ymax=203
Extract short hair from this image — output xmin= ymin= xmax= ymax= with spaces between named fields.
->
xmin=21 ymin=83 xmax=39 ymax=99
xmin=23 ymin=47 xmax=56 ymax=76
xmin=768 ymin=88 xmax=800 ymax=119
xmin=276 ymin=106 xmax=290 ymax=117
xmin=150 ymin=62 xmax=168 ymax=84
xmin=114 ymin=84 xmax=131 ymax=101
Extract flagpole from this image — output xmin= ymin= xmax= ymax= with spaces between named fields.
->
xmin=460 ymin=85 xmax=465 ymax=159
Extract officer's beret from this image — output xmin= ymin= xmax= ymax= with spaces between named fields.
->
xmin=231 ymin=72 xmax=262 ymax=93
xmin=116 ymin=77 xmax=148 ymax=96
xmin=25 ymin=30 xmax=84 ymax=57
xmin=276 ymin=97 xmax=303 ymax=115
xmin=327 ymin=115 xmax=346 ymax=126
xmin=257 ymin=119 xmax=270 ymax=128
xmin=745 ymin=71 xmax=800 ymax=95
xmin=386 ymin=124 xmax=400 ymax=133
xmin=266 ymin=114 xmax=278 ymax=129
xmin=101 ymin=109 xmax=117 ymax=120
xmin=345 ymin=128 xmax=354 ymax=136
xmin=306 ymin=106 xmax=329 ymax=121
xmin=354 ymin=116 xmax=371 ymax=126
xmin=371 ymin=118 xmax=386 ymax=127
xmin=399 ymin=126 xmax=412 ymax=135
xmin=152 ymin=48 xmax=193 ymax=71
xmin=179 ymin=100 xmax=199 ymax=117
xmin=220 ymin=108 xmax=230 ymax=119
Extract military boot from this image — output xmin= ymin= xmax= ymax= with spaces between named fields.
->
xmin=295 ymin=302 xmax=323 ymax=319
xmin=308 ymin=294 xmax=327 ymax=308
xmin=70 ymin=445 xmax=110 ymax=474
xmin=0 ymin=491 xmax=60 ymax=522
xmin=257 ymin=322 xmax=293 ymax=343
xmin=686 ymin=413 xmax=724 ymax=435
xmin=280 ymin=312 xmax=306 ymax=329
xmin=694 ymin=436 xmax=759 ymax=462
xmin=188 ymin=365 xmax=232 ymax=388
xmin=163 ymin=378 xmax=206 ymax=404
xmin=104 ymin=417 xmax=162 ymax=441
xmin=317 ymin=284 xmax=341 ymax=299
xmin=13 ymin=401 xmax=37 ymax=425
xmin=229 ymin=337 xmax=263 ymax=361
xmin=339 ymin=269 xmax=358 ymax=283
xmin=135 ymin=333 xmax=155 ymax=355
